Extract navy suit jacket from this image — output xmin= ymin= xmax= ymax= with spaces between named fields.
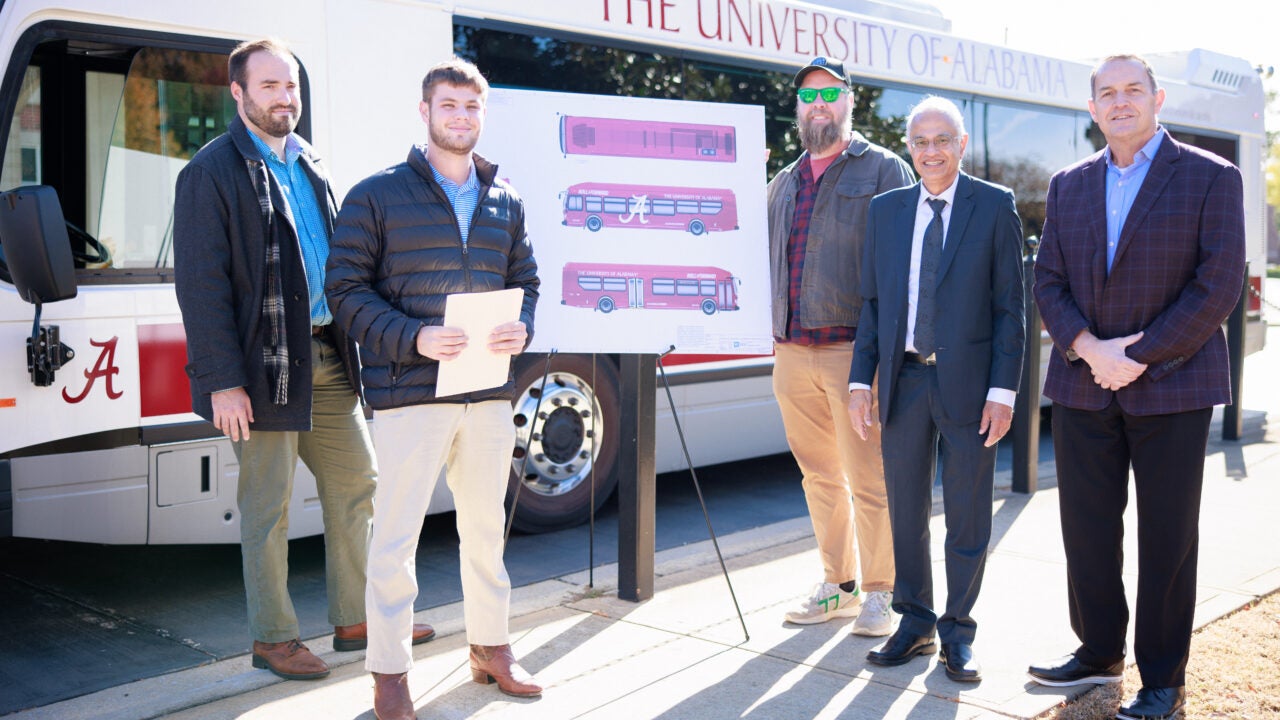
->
xmin=1033 ymin=135 xmax=1245 ymax=414
xmin=851 ymin=173 xmax=1026 ymax=424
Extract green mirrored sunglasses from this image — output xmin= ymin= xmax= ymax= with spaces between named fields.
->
xmin=796 ymin=87 xmax=846 ymax=103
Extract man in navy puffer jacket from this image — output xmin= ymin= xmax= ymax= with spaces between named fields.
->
xmin=326 ymin=58 xmax=541 ymax=720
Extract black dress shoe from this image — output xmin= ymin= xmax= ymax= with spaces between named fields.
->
xmin=1116 ymin=686 xmax=1185 ymax=720
xmin=939 ymin=643 xmax=981 ymax=682
xmin=866 ymin=629 xmax=937 ymax=667
xmin=1027 ymin=653 xmax=1124 ymax=687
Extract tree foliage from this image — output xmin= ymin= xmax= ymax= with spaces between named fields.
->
xmin=454 ymin=26 xmax=907 ymax=178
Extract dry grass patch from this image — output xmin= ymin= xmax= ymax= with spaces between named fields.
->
xmin=1038 ymin=590 xmax=1280 ymax=719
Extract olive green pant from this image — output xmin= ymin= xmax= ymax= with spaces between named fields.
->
xmin=232 ymin=333 xmax=377 ymax=643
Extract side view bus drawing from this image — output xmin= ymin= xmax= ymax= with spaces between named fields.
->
xmin=561 ymin=182 xmax=738 ymax=236
xmin=562 ymin=262 xmax=740 ymax=315
xmin=560 ymin=115 xmax=736 ymax=162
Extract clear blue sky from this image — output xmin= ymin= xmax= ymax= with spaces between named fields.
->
xmin=928 ymin=0 xmax=1279 ymax=131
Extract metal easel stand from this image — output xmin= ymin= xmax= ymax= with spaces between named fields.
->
xmin=656 ymin=345 xmax=750 ymax=643
xmin=505 ymin=349 xmax=557 ymax=545
xmin=503 ymin=350 xmax=602 ymax=589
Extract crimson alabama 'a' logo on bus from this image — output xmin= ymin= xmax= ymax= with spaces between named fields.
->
xmin=562 ymin=262 xmax=741 ymax=316
xmin=559 ymin=115 xmax=737 ymax=163
xmin=561 ymin=183 xmax=738 ymax=236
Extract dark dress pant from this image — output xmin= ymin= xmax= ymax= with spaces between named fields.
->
xmin=881 ymin=362 xmax=996 ymax=645
xmin=1052 ymin=399 xmax=1212 ymax=688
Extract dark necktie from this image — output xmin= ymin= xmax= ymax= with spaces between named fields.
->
xmin=913 ymin=197 xmax=947 ymax=358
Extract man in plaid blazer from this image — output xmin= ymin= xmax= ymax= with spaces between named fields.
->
xmin=1028 ymin=55 xmax=1246 ymax=720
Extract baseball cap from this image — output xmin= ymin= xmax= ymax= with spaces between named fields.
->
xmin=793 ymin=57 xmax=849 ymax=87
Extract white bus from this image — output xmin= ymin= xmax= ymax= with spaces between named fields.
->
xmin=0 ymin=0 xmax=1268 ymax=544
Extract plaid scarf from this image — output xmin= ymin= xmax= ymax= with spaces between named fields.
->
xmin=246 ymin=157 xmax=289 ymax=405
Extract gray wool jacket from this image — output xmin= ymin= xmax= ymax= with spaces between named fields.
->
xmin=766 ymin=132 xmax=915 ymax=339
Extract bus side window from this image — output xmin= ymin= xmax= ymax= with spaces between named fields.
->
xmin=601 ymin=277 xmax=627 ymax=292
xmin=0 ymin=29 xmax=303 ymax=281
xmin=565 ymin=195 xmax=584 ymax=211
xmin=652 ymin=200 xmax=675 ymax=216
xmin=701 ymin=200 xmax=722 ymax=215
xmin=652 ymin=278 xmax=675 ymax=295
xmin=675 ymin=279 xmax=699 ymax=295
xmin=585 ymin=197 xmax=603 ymax=213
xmin=699 ymin=280 xmax=715 ymax=296
xmin=578 ymin=276 xmax=602 ymax=291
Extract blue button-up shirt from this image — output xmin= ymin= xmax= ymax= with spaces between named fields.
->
xmin=428 ymin=160 xmax=480 ymax=245
xmin=249 ymin=131 xmax=332 ymax=326
xmin=1104 ymin=126 xmax=1165 ymax=272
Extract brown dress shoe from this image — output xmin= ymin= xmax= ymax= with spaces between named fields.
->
xmin=251 ymin=639 xmax=330 ymax=680
xmin=333 ymin=622 xmax=437 ymax=652
xmin=469 ymin=644 xmax=542 ymax=697
xmin=372 ymin=672 xmax=415 ymax=720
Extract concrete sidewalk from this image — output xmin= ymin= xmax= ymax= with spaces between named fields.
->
xmin=21 ymin=393 xmax=1279 ymax=719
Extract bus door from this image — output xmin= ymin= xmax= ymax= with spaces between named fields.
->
xmin=719 ymin=278 xmax=735 ymax=310
xmin=628 ymin=277 xmax=644 ymax=309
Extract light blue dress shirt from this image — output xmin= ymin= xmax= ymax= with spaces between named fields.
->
xmin=429 ymin=160 xmax=480 ymax=245
xmin=249 ymin=131 xmax=332 ymax=326
xmin=1104 ymin=127 xmax=1166 ymax=272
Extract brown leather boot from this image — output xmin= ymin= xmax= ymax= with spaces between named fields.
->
xmin=372 ymin=672 xmax=415 ymax=720
xmin=333 ymin=621 xmax=437 ymax=652
xmin=251 ymin=639 xmax=329 ymax=680
xmin=469 ymin=644 xmax=542 ymax=697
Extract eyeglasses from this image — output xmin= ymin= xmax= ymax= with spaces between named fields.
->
xmin=796 ymin=87 xmax=846 ymax=103
xmin=907 ymin=135 xmax=955 ymax=151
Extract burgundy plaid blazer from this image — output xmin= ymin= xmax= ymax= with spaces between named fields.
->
xmin=1033 ymin=134 xmax=1246 ymax=415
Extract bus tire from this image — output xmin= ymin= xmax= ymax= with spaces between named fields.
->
xmin=586 ymin=215 xmax=603 ymax=232
xmin=598 ymin=296 xmax=615 ymax=313
xmin=701 ymin=298 xmax=717 ymax=315
xmin=508 ymin=354 xmax=620 ymax=533
xmin=689 ymin=219 xmax=706 ymax=235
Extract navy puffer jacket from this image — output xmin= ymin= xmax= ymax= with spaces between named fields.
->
xmin=326 ymin=146 xmax=539 ymax=410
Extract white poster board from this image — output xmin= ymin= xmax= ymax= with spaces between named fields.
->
xmin=477 ymin=88 xmax=772 ymax=356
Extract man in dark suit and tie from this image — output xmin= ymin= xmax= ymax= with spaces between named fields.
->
xmin=1027 ymin=55 xmax=1245 ymax=720
xmin=848 ymin=96 xmax=1025 ymax=682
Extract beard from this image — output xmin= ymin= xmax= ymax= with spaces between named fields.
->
xmin=429 ymin=120 xmax=480 ymax=155
xmin=798 ymin=109 xmax=852 ymax=154
xmin=242 ymin=94 xmax=299 ymax=139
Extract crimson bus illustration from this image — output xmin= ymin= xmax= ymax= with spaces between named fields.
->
xmin=559 ymin=115 xmax=737 ymax=162
xmin=562 ymin=262 xmax=740 ymax=315
xmin=561 ymin=183 xmax=738 ymax=236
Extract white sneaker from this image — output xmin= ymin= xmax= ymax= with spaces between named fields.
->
xmin=850 ymin=590 xmax=895 ymax=636
xmin=784 ymin=582 xmax=861 ymax=625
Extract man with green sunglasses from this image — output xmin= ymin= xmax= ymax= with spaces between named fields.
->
xmin=766 ymin=56 xmax=914 ymax=637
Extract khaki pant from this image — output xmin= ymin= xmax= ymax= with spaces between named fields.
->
xmin=365 ymin=400 xmax=514 ymax=674
xmin=232 ymin=333 xmax=377 ymax=643
xmin=772 ymin=342 xmax=894 ymax=591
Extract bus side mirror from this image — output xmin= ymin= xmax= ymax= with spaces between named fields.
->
xmin=0 ymin=185 xmax=77 ymax=386
xmin=0 ymin=185 xmax=77 ymax=303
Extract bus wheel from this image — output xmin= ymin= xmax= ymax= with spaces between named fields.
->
xmin=508 ymin=354 xmax=620 ymax=533
xmin=701 ymin=298 xmax=717 ymax=315
xmin=689 ymin=219 xmax=706 ymax=235
xmin=597 ymin=296 xmax=615 ymax=313
xmin=586 ymin=215 xmax=603 ymax=232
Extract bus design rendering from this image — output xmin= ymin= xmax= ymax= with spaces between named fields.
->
xmin=559 ymin=115 xmax=737 ymax=163
xmin=561 ymin=183 xmax=738 ymax=236
xmin=562 ymin=262 xmax=740 ymax=315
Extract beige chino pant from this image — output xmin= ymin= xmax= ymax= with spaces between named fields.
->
xmin=365 ymin=400 xmax=514 ymax=674
xmin=772 ymin=341 xmax=894 ymax=592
